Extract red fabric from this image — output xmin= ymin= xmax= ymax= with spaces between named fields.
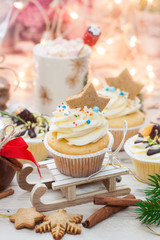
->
xmin=0 ymin=137 xmax=42 ymax=178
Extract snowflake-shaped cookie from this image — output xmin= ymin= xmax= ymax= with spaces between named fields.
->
xmin=36 ymin=209 xmax=83 ymax=240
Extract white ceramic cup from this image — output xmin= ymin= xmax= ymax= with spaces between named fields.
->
xmin=33 ymin=44 xmax=91 ymax=115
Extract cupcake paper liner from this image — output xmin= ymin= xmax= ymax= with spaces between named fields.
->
xmin=124 ymin=137 xmax=160 ymax=182
xmin=110 ymin=123 xmax=144 ymax=150
xmin=44 ymin=131 xmax=114 ymax=177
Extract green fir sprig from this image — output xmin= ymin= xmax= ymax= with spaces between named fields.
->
xmin=136 ymin=198 xmax=160 ymax=226
xmin=0 ymin=110 xmax=26 ymax=124
xmin=145 ymin=174 xmax=160 ymax=199
xmin=136 ymin=173 xmax=160 ymax=226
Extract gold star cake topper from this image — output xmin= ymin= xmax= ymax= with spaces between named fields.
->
xmin=105 ymin=68 xmax=143 ymax=99
xmin=66 ymin=82 xmax=110 ymax=111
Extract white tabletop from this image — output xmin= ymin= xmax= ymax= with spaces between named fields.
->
xmin=1 ymin=151 xmax=159 ymax=240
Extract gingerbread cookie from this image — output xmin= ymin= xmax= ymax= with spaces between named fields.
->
xmin=66 ymin=82 xmax=110 ymax=111
xmin=105 ymin=68 xmax=143 ymax=100
xmin=36 ymin=209 xmax=83 ymax=240
xmin=10 ymin=207 xmax=44 ymax=229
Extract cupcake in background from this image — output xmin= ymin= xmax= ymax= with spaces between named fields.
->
xmin=45 ymin=82 xmax=113 ymax=177
xmin=124 ymin=124 xmax=160 ymax=181
xmin=98 ymin=69 xmax=145 ymax=150
xmin=1 ymin=107 xmax=50 ymax=162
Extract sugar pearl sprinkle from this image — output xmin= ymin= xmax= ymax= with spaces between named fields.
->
xmin=56 ymin=104 xmax=103 ymax=127
xmin=103 ymin=86 xmax=128 ymax=98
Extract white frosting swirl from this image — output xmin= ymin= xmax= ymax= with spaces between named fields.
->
xmin=127 ymin=135 xmax=160 ymax=160
xmin=98 ymin=87 xmax=141 ymax=119
xmin=51 ymin=104 xmax=108 ymax=146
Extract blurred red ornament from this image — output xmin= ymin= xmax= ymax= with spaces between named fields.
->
xmin=83 ymin=25 xmax=101 ymax=47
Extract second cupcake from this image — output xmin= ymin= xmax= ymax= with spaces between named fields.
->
xmin=98 ymin=68 xmax=145 ymax=150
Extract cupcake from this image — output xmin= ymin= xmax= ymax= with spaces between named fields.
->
xmin=1 ymin=107 xmax=50 ymax=162
xmin=44 ymin=82 xmax=113 ymax=177
xmin=124 ymin=124 xmax=160 ymax=181
xmin=98 ymin=68 xmax=145 ymax=150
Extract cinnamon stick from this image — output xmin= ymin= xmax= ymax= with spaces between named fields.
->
xmin=82 ymin=194 xmax=136 ymax=228
xmin=0 ymin=188 xmax=14 ymax=199
xmin=94 ymin=195 xmax=142 ymax=206
xmin=0 ymin=156 xmax=22 ymax=171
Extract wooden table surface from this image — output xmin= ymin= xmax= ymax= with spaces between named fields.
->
xmin=2 ymin=75 xmax=160 ymax=239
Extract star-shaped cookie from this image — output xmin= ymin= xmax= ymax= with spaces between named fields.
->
xmin=105 ymin=68 xmax=143 ymax=99
xmin=10 ymin=207 xmax=44 ymax=229
xmin=36 ymin=209 xmax=83 ymax=240
xmin=66 ymin=82 xmax=110 ymax=111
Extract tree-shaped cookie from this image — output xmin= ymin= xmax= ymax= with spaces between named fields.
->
xmin=105 ymin=68 xmax=143 ymax=100
xmin=10 ymin=207 xmax=44 ymax=229
xmin=36 ymin=209 xmax=83 ymax=240
xmin=66 ymin=82 xmax=110 ymax=111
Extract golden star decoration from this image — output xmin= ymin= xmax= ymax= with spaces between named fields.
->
xmin=10 ymin=207 xmax=44 ymax=229
xmin=105 ymin=68 xmax=143 ymax=100
xmin=36 ymin=209 xmax=83 ymax=240
xmin=66 ymin=82 xmax=110 ymax=111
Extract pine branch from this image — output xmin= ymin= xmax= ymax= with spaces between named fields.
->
xmin=136 ymin=198 xmax=160 ymax=226
xmin=145 ymin=174 xmax=160 ymax=199
xmin=0 ymin=110 xmax=26 ymax=124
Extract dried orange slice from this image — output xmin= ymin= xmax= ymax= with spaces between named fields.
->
xmin=141 ymin=125 xmax=153 ymax=137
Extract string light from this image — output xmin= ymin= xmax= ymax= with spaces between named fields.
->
xmin=19 ymin=82 xmax=28 ymax=89
xmin=92 ymin=78 xmax=100 ymax=87
xmin=129 ymin=41 xmax=136 ymax=48
xmin=18 ymin=71 xmax=26 ymax=89
xmin=18 ymin=71 xmax=25 ymax=78
xmin=148 ymin=71 xmax=155 ymax=79
xmin=146 ymin=65 xmax=153 ymax=72
xmin=129 ymin=69 xmax=136 ymax=76
xmin=40 ymin=39 xmax=47 ymax=44
xmin=131 ymin=36 xmax=137 ymax=42
xmin=40 ymin=31 xmax=52 ymax=44
xmin=129 ymin=36 xmax=137 ymax=48
xmin=106 ymin=38 xmax=113 ymax=45
xmin=114 ymin=0 xmax=122 ymax=4
xmin=14 ymin=1 xmax=25 ymax=10
xmin=147 ymin=84 xmax=154 ymax=93
xmin=70 ymin=11 xmax=79 ymax=19
xmin=96 ymin=46 xmax=105 ymax=55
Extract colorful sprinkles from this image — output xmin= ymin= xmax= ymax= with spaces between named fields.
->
xmin=86 ymin=119 xmax=91 ymax=124
xmin=93 ymin=106 xmax=99 ymax=113
xmin=109 ymin=86 xmax=116 ymax=92
xmin=99 ymin=86 xmax=128 ymax=100
xmin=56 ymin=104 xmax=105 ymax=127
